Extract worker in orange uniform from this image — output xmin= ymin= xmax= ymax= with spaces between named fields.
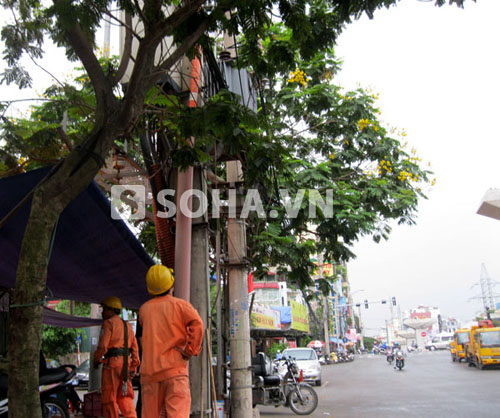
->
xmin=94 ymin=296 xmax=140 ymax=418
xmin=139 ymin=265 xmax=204 ymax=418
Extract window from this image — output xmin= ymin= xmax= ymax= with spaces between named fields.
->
xmin=480 ymin=331 xmax=500 ymax=347
xmin=283 ymin=349 xmax=317 ymax=361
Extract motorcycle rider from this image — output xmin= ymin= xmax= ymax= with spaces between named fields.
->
xmin=386 ymin=345 xmax=394 ymax=364
xmin=393 ymin=342 xmax=403 ymax=369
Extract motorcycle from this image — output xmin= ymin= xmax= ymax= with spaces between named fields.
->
xmin=0 ymin=364 xmax=80 ymax=417
xmin=252 ymin=352 xmax=318 ymax=415
xmin=395 ymin=350 xmax=405 ymax=370
xmin=386 ymin=351 xmax=394 ymax=365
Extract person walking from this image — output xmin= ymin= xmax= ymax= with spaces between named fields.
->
xmin=94 ymin=296 xmax=140 ymax=418
xmin=139 ymin=264 xmax=204 ymax=418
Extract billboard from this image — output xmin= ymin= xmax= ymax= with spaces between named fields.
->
xmin=250 ymin=303 xmax=281 ymax=330
xmin=291 ymin=301 xmax=309 ymax=333
xmin=313 ymin=262 xmax=335 ymax=277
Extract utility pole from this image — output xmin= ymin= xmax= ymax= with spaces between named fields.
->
xmin=333 ymin=292 xmax=340 ymax=344
xmin=189 ymin=167 xmax=211 ymax=418
xmin=227 ymin=161 xmax=252 ymax=418
xmin=357 ymin=304 xmax=365 ymax=351
xmin=319 ymin=256 xmax=330 ymax=355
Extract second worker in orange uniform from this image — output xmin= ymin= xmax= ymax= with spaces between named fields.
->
xmin=139 ymin=265 xmax=204 ymax=418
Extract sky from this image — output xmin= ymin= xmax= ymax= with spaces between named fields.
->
xmin=2 ymin=1 xmax=500 ymax=335
xmin=336 ymin=0 xmax=500 ymax=335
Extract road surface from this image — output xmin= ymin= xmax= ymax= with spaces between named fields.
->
xmin=258 ymin=350 xmax=500 ymax=418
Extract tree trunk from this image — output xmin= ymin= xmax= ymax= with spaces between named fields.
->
xmin=8 ymin=124 xmax=118 ymax=417
xmin=8 ymin=193 xmax=59 ymax=418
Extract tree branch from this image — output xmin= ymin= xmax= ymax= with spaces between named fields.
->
xmin=52 ymin=0 xmax=111 ymax=124
xmin=112 ymin=13 xmax=133 ymax=86
xmin=57 ymin=127 xmax=74 ymax=151
xmin=150 ymin=16 xmax=211 ymax=85
xmin=153 ymin=0 xmax=207 ymax=40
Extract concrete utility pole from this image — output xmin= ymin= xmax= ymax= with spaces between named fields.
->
xmin=333 ymin=266 xmax=341 ymax=343
xmin=189 ymin=167 xmax=211 ymax=418
xmin=357 ymin=304 xmax=365 ymax=351
xmin=319 ymin=257 xmax=330 ymax=355
xmin=322 ymin=294 xmax=331 ymax=355
xmin=227 ymin=161 xmax=252 ymax=418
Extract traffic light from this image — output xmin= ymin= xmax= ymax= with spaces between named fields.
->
xmin=392 ymin=297 xmax=396 ymax=306
xmin=364 ymin=299 xmax=368 ymax=309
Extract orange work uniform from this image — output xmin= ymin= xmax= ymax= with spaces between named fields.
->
xmin=139 ymin=294 xmax=203 ymax=418
xmin=94 ymin=315 xmax=140 ymax=418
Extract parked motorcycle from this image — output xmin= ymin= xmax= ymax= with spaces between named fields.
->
xmin=0 ymin=364 xmax=80 ymax=417
xmin=252 ymin=353 xmax=318 ymax=415
xmin=394 ymin=350 xmax=405 ymax=370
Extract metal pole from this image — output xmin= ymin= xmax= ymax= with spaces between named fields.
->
xmin=357 ymin=305 xmax=365 ymax=351
xmin=215 ymin=224 xmax=223 ymax=397
xmin=88 ymin=304 xmax=102 ymax=391
xmin=227 ymin=161 xmax=252 ymax=418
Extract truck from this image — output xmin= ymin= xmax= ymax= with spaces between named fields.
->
xmin=450 ymin=328 xmax=470 ymax=363
xmin=465 ymin=326 xmax=500 ymax=369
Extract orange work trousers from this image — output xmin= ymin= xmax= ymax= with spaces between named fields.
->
xmin=101 ymin=366 xmax=136 ymax=418
xmin=141 ymin=375 xmax=191 ymax=418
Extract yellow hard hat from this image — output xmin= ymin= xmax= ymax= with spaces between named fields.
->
xmin=101 ymin=296 xmax=122 ymax=310
xmin=146 ymin=264 xmax=175 ymax=295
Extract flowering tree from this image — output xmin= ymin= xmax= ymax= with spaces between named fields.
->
xmin=0 ymin=0 xmax=471 ymax=416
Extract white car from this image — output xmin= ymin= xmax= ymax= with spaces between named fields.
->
xmin=280 ymin=348 xmax=322 ymax=386
xmin=425 ymin=333 xmax=453 ymax=351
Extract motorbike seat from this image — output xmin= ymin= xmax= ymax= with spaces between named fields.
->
xmin=39 ymin=366 xmax=72 ymax=385
xmin=263 ymin=375 xmax=281 ymax=386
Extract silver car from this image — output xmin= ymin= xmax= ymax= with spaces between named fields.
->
xmin=279 ymin=348 xmax=322 ymax=386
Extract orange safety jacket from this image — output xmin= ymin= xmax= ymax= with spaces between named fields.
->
xmin=94 ymin=315 xmax=140 ymax=373
xmin=139 ymin=294 xmax=203 ymax=384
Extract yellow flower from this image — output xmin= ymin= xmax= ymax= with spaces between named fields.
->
xmin=288 ymin=69 xmax=308 ymax=87
xmin=329 ymin=153 xmax=336 ymax=160
xmin=357 ymin=119 xmax=370 ymax=131
xmin=356 ymin=118 xmax=379 ymax=132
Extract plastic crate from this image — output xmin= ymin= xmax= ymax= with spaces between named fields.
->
xmin=83 ymin=391 xmax=103 ymax=417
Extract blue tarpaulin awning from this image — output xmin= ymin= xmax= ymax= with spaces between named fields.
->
xmin=271 ymin=306 xmax=292 ymax=324
xmin=0 ymin=167 xmax=154 ymax=309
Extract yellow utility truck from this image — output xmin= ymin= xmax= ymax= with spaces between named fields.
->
xmin=466 ymin=326 xmax=500 ymax=369
xmin=451 ymin=328 xmax=470 ymax=363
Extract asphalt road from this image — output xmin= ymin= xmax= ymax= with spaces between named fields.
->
xmin=258 ymin=350 xmax=500 ymax=418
